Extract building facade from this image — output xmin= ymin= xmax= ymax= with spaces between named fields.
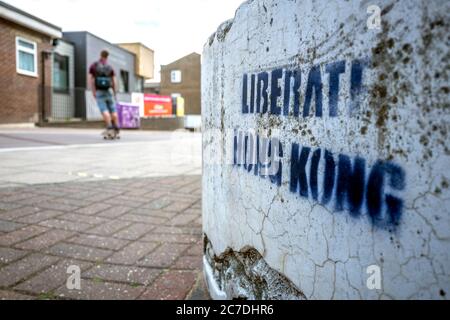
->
xmin=117 ymin=42 xmax=155 ymax=84
xmin=160 ymin=52 xmax=201 ymax=115
xmin=0 ymin=0 xmax=62 ymax=124
xmin=63 ymin=31 xmax=142 ymax=120
xmin=51 ymin=39 xmax=75 ymax=120
xmin=143 ymin=82 xmax=160 ymax=95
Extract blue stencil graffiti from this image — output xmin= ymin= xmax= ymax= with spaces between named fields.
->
xmin=242 ymin=58 xmax=369 ymax=117
xmin=236 ymin=57 xmax=406 ymax=228
xmin=233 ymin=131 xmax=283 ymax=187
xmin=233 ymin=133 xmax=406 ymax=227
xmin=290 ymin=144 xmax=406 ymax=226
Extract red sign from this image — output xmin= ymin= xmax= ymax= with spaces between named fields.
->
xmin=143 ymin=94 xmax=173 ymax=117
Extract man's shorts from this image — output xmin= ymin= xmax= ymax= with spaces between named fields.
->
xmin=96 ymin=90 xmax=117 ymax=114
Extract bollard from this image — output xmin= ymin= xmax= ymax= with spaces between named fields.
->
xmin=202 ymin=0 xmax=449 ymax=300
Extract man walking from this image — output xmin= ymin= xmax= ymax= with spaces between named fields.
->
xmin=89 ymin=50 xmax=120 ymax=138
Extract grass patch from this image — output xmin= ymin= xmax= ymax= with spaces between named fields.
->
xmin=92 ymin=277 xmax=104 ymax=284
xmin=37 ymin=292 xmax=58 ymax=300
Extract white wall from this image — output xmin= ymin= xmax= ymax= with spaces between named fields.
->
xmin=202 ymin=0 xmax=449 ymax=300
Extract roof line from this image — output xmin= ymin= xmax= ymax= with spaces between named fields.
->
xmin=63 ymin=31 xmax=137 ymax=57
xmin=161 ymin=52 xmax=201 ymax=67
xmin=0 ymin=0 xmax=61 ymax=31
xmin=116 ymin=42 xmax=155 ymax=52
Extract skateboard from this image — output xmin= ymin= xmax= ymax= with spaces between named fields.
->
xmin=102 ymin=129 xmax=121 ymax=140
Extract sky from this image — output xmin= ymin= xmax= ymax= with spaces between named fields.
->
xmin=4 ymin=0 xmax=244 ymax=81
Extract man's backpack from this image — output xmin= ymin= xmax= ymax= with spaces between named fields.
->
xmin=94 ymin=62 xmax=113 ymax=90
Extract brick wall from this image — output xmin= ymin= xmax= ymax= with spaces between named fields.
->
xmin=0 ymin=18 xmax=53 ymax=124
xmin=160 ymin=53 xmax=201 ymax=115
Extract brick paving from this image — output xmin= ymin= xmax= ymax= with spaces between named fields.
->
xmin=0 ymin=175 xmax=209 ymax=300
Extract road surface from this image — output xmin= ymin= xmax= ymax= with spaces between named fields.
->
xmin=0 ymin=127 xmax=207 ymax=300
xmin=0 ymin=127 xmax=202 ymax=188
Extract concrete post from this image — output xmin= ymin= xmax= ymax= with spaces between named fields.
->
xmin=202 ymin=0 xmax=449 ymax=300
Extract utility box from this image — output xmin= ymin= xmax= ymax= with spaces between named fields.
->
xmin=202 ymin=0 xmax=449 ymax=300
xmin=117 ymin=103 xmax=140 ymax=129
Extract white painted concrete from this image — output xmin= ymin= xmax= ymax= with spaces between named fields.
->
xmin=202 ymin=0 xmax=449 ymax=299
xmin=203 ymin=257 xmax=228 ymax=300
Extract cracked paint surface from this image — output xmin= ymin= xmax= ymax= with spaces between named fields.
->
xmin=202 ymin=0 xmax=449 ymax=299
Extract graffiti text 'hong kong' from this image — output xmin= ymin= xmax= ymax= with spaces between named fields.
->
xmin=233 ymin=131 xmax=406 ymax=227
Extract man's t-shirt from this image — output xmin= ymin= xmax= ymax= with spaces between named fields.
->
xmin=89 ymin=59 xmax=114 ymax=90
xmin=89 ymin=59 xmax=115 ymax=78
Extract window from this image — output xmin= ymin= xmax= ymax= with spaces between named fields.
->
xmin=119 ymin=70 xmax=129 ymax=93
xmin=16 ymin=37 xmax=38 ymax=77
xmin=53 ymin=54 xmax=69 ymax=93
xmin=135 ymin=78 xmax=143 ymax=93
xmin=171 ymin=70 xmax=182 ymax=83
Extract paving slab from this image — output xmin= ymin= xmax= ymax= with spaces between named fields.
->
xmin=84 ymin=264 xmax=161 ymax=286
xmin=66 ymin=234 xmax=130 ymax=251
xmin=0 ymin=253 xmax=59 ymax=287
xmin=14 ymin=259 xmax=93 ymax=294
xmin=46 ymin=243 xmax=113 ymax=262
xmin=0 ymin=129 xmax=206 ymax=300
xmin=55 ymin=279 xmax=145 ymax=300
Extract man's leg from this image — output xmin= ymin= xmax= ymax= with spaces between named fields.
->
xmin=97 ymin=92 xmax=112 ymax=130
xmin=102 ymin=111 xmax=112 ymax=128
xmin=111 ymin=112 xmax=119 ymax=130
xmin=107 ymin=94 xmax=119 ymax=132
